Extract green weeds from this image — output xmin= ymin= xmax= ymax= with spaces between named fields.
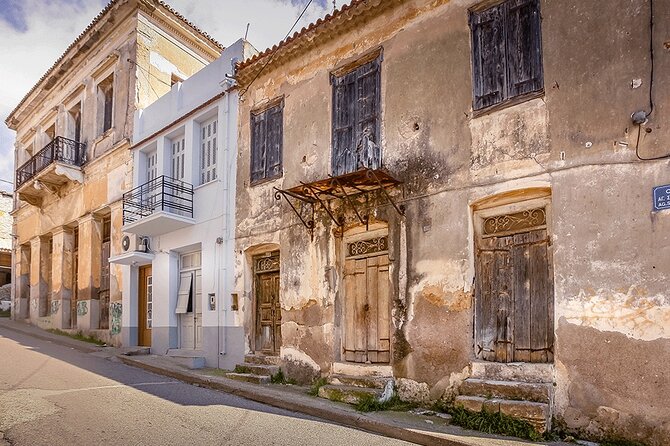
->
xmin=47 ymin=328 xmax=106 ymax=346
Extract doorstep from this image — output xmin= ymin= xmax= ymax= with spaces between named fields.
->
xmin=117 ymin=354 xmax=570 ymax=446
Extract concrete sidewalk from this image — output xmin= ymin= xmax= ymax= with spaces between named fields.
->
xmin=0 ymin=318 xmax=569 ymax=446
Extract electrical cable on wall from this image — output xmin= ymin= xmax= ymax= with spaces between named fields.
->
xmin=634 ymin=0 xmax=669 ymax=161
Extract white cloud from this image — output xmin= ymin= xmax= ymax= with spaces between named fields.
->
xmin=0 ymin=0 xmax=348 ymax=190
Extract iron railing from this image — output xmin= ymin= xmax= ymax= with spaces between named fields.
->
xmin=16 ymin=136 xmax=86 ymax=188
xmin=122 ymin=175 xmax=194 ymax=224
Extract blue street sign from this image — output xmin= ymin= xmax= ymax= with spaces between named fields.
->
xmin=653 ymin=184 xmax=670 ymax=212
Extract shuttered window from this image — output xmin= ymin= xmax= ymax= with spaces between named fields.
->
xmin=331 ymin=55 xmax=382 ymax=176
xmin=469 ymin=0 xmax=543 ymax=111
xmin=200 ymin=118 xmax=217 ymax=184
xmin=250 ymin=101 xmax=283 ymax=184
xmin=171 ymin=136 xmax=185 ymax=181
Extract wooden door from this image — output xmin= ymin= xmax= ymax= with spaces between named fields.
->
xmin=343 ymin=254 xmax=391 ymax=363
xmin=181 ymin=270 xmax=203 ymax=349
xmin=138 ymin=265 xmax=152 ymax=347
xmin=475 ymin=228 xmax=554 ymax=363
xmin=256 ymin=271 xmax=281 ymax=355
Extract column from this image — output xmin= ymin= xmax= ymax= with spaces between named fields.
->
xmin=13 ymin=244 xmax=31 ymax=320
xmin=77 ymin=214 xmax=102 ymax=330
xmin=51 ymin=227 xmax=74 ymax=329
xmin=109 ymin=202 xmax=124 ymax=340
xmin=29 ymin=236 xmax=49 ymax=320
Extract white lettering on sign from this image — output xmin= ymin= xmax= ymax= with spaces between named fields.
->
xmin=653 ymin=184 xmax=670 ymax=211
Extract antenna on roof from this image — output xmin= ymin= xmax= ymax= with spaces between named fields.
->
xmin=244 ymin=23 xmax=250 ymax=40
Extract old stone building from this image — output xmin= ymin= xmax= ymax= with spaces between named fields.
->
xmin=6 ymin=0 xmax=222 ymax=345
xmin=233 ymin=0 xmax=669 ymax=444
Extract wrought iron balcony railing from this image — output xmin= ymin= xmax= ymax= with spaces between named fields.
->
xmin=16 ymin=136 xmax=86 ymax=188
xmin=122 ymin=175 xmax=194 ymax=225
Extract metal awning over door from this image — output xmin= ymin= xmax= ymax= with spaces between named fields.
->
xmin=273 ymin=167 xmax=404 ymax=238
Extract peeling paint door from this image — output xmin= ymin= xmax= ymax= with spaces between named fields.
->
xmin=475 ymin=228 xmax=554 ymax=363
xmin=254 ymin=253 xmax=281 ymax=355
xmin=343 ymin=244 xmax=391 ymax=364
xmin=138 ymin=265 xmax=152 ymax=347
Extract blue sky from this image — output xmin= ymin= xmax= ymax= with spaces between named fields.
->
xmin=0 ymin=0 xmax=346 ymax=192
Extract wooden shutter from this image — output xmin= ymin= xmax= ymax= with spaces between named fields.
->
xmin=250 ymin=111 xmax=266 ymax=183
xmin=265 ymin=104 xmax=283 ymax=179
xmin=512 ymin=229 xmax=553 ymax=362
xmin=331 ymin=71 xmax=357 ymax=176
xmin=356 ymin=59 xmax=381 ymax=171
xmin=470 ymin=4 xmax=506 ymax=110
xmin=506 ymin=0 xmax=543 ymax=97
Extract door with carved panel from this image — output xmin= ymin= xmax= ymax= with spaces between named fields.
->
xmin=343 ymin=235 xmax=391 ymax=363
xmin=254 ymin=253 xmax=281 ymax=355
xmin=475 ymin=207 xmax=554 ymax=363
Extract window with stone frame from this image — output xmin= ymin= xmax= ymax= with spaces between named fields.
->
xmin=331 ymin=53 xmax=382 ymax=176
xmin=250 ymin=100 xmax=283 ymax=184
xmin=97 ymin=74 xmax=114 ymax=134
xmin=469 ymin=0 xmax=543 ymax=111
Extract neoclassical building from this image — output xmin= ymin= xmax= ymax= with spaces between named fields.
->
xmin=6 ymin=0 xmax=222 ymax=345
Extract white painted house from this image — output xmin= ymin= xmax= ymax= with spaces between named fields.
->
xmin=111 ymin=39 xmax=256 ymax=368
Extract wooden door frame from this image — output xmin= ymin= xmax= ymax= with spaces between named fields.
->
xmin=472 ymin=193 xmax=554 ymax=363
xmin=252 ymin=251 xmax=280 ymax=355
xmin=340 ymin=224 xmax=392 ymax=364
xmin=138 ymin=265 xmax=152 ymax=347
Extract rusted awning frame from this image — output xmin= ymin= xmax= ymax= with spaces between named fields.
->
xmin=273 ymin=188 xmax=315 ymax=236
xmin=273 ymin=167 xmax=404 ymax=237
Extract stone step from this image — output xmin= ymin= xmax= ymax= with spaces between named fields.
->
xmin=470 ymin=361 xmax=552 ymax=384
xmin=225 ymin=372 xmax=271 ymax=384
xmin=234 ymin=363 xmax=280 ymax=377
xmin=244 ymin=354 xmax=281 ymax=366
xmin=329 ymin=374 xmax=391 ymax=389
xmin=454 ymin=395 xmax=550 ymax=433
xmin=459 ymin=378 xmax=551 ymax=404
xmin=318 ymin=384 xmax=382 ymax=405
xmin=165 ymin=350 xmax=206 ymax=369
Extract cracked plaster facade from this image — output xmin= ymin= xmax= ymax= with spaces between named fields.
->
xmin=234 ymin=0 xmax=670 ymax=444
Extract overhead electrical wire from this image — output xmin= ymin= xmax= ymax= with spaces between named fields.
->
xmin=239 ymin=0 xmax=315 ymax=98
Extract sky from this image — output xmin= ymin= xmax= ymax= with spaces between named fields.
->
xmin=0 ymin=0 xmax=347 ymax=191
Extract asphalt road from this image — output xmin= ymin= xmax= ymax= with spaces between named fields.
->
xmin=0 ymin=327 xmax=412 ymax=446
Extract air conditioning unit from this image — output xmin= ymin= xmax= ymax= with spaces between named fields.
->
xmin=121 ymin=234 xmax=149 ymax=253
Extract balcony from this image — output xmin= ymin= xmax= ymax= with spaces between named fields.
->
xmin=16 ymin=136 xmax=86 ymax=206
xmin=122 ymin=175 xmax=194 ymax=236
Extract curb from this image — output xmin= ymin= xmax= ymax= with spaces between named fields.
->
xmin=118 ymin=355 xmax=468 ymax=446
xmin=0 ymin=320 xmax=100 ymax=353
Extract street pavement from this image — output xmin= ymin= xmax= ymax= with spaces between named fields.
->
xmin=0 ymin=326 xmax=413 ymax=446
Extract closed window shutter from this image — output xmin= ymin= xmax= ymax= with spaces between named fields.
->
xmin=250 ymin=112 xmax=267 ymax=182
xmin=355 ymin=59 xmax=381 ymax=171
xmin=200 ymin=118 xmax=217 ymax=184
xmin=470 ymin=4 xmax=506 ymax=110
xmin=176 ymin=272 xmax=193 ymax=314
xmin=265 ymin=105 xmax=283 ymax=178
xmin=506 ymin=0 xmax=543 ymax=97
xmin=331 ymin=72 xmax=356 ymax=176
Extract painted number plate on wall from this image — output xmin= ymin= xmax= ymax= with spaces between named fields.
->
xmin=653 ymin=184 xmax=670 ymax=212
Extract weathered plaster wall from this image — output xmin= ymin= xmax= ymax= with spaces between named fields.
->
xmin=236 ymin=0 xmax=669 ymax=442
xmin=135 ymin=13 xmax=212 ymax=109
